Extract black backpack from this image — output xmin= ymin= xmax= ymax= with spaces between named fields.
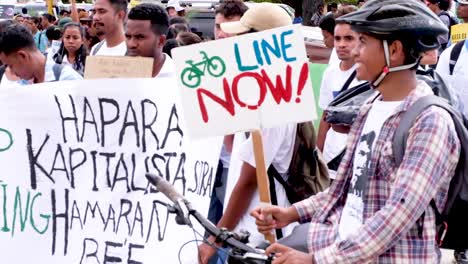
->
xmin=267 ymin=122 xmax=330 ymax=239
xmin=268 ymin=122 xmax=330 ymax=203
xmin=393 ymin=92 xmax=468 ymax=249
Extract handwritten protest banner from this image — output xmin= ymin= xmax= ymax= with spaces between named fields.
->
xmin=0 ymin=78 xmax=222 ymax=263
xmin=451 ymin=23 xmax=468 ymax=44
xmin=84 ymin=56 xmax=154 ymax=79
xmin=172 ymin=25 xmax=317 ymax=139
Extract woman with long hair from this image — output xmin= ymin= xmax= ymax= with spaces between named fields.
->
xmin=53 ymin=22 xmax=87 ymax=76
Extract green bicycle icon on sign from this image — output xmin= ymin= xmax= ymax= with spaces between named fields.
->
xmin=181 ymin=51 xmax=226 ymax=88
xmin=0 ymin=128 xmax=13 ymax=152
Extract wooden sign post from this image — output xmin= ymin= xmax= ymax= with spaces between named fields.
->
xmin=252 ymin=130 xmax=276 ymax=243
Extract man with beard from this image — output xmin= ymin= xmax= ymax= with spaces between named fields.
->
xmin=90 ymin=0 xmax=127 ymax=56
xmin=125 ymin=3 xmax=175 ymax=78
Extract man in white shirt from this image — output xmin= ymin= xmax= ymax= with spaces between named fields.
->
xmin=436 ymin=40 xmax=468 ymax=113
xmin=125 ymin=3 xmax=175 ymax=78
xmin=91 ymin=0 xmax=127 ymax=56
xmin=316 ymin=21 xmax=362 ymax=179
xmin=436 ymin=0 xmax=468 ymax=121
xmin=0 ymin=24 xmax=82 ymax=85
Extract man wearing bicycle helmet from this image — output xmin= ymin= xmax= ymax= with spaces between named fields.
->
xmin=252 ymin=0 xmax=461 ymax=262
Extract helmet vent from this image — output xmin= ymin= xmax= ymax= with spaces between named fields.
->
xmin=368 ymin=4 xmax=416 ymax=21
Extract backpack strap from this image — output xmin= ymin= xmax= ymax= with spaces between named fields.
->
xmin=449 ymin=40 xmax=464 ymax=75
xmin=52 ymin=63 xmax=64 ymax=81
xmin=267 ymin=166 xmax=285 ymax=239
xmin=338 ymin=70 xmax=357 ymax=95
xmin=393 ymin=96 xmax=453 ymax=167
xmin=92 ymin=41 xmax=105 ymax=56
xmin=393 ymin=95 xmax=467 ymax=218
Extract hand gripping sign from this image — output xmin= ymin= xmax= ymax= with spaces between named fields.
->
xmin=173 ymin=25 xmax=317 ymax=242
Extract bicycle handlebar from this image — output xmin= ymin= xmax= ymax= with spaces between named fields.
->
xmin=145 ymin=173 xmax=271 ymax=263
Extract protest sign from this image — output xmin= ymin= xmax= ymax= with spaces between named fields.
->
xmin=84 ymin=56 xmax=154 ymax=79
xmin=0 ymin=5 xmax=14 ymax=19
xmin=451 ymin=23 xmax=468 ymax=44
xmin=172 ymin=25 xmax=317 ymax=139
xmin=0 ymin=78 xmax=222 ymax=263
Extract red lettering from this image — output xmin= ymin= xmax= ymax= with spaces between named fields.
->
xmin=231 ymin=72 xmax=266 ymax=110
xmin=295 ymin=63 xmax=309 ymax=103
xmin=261 ymin=65 xmax=293 ymax=105
xmin=196 ymin=63 xmax=309 ymax=123
xmin=196 ymin=78 xmax=235 ymax=123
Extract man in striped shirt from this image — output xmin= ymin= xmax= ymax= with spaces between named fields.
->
xmin=251 ymin=0 xmax=461 ymax=263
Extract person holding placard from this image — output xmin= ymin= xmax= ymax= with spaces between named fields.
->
xmin=0 ymin=24 xmax=82 ymax=84
xmin=252 ymin=0 xmax=460 ymax=263
xmin=90 ymin=0 xmax=127 ymax=56
xmin=197 ymin=3 xmax=297 ymax=264
xmin=206 ymin=0 xmax=248 ymax=229
xmin=125 ymin=3 xmax=175 ymax=78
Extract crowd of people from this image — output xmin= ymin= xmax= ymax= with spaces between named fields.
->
xmin=0 ymin=0 xmax=204 ymax=85
xmin=1 ymin=0 xmax=468 ymax=263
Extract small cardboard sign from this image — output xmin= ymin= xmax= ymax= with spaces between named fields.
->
xmin=172 ymin=25 xmax=317 ymax=139
xmin=451 ymin=23 xmax=468 ymax=44
xmin=84 ymin=56 xmax=154 ymax=79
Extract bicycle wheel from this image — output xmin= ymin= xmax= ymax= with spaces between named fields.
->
xmin=181 ymin=67 xmax=202 ymax=88
xmin=207 ymin=56 xmax=226 ymax=78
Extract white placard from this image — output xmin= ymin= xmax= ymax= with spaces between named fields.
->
xmin=172 ymin=25 xmax=317 ymax=139
xmin=0 ymin=78 xmax=222 ymax=263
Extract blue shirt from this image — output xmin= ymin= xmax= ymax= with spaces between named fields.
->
xmin=20 ymin=59 xmax=83 ymax=84
xmin=34 ymin=31 xmax=48 ymax=54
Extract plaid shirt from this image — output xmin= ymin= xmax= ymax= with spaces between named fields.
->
xmin=294 ymin=81 xmax=460 ymax=263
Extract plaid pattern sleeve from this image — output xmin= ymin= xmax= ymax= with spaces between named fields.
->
xmin=293 ymin=190 xmax=334 ymax=223
xmin=305 ymin=82 xmax=461 ymax=263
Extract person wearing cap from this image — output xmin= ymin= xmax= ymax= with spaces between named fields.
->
xmin=197 ymin=3 xmax=295 ymax=264
xmin=58 ymin=17 xmax=73 ymax=30
xmin=252 ymin=0 xmax=460 ymax=263
xmin=91 ymin=0 xmax=127 ymax=56
xmin=455 ymin=0 xmax=468 ymax=22
xmin=166 ymin=0 xmax=185 ymax=18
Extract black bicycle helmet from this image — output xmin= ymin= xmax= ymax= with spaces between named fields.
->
xmin=337 ymin=0 xmax=449 ymax=86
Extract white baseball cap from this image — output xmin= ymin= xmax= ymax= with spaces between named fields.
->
xmin=221 ymin=3 xmax=292 ymax=34
xmin=167 ymin=0 xmax=185 ymax=12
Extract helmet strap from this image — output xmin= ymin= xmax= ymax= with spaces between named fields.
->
xmin=372 ymin=40 xmax=421 ymax=87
